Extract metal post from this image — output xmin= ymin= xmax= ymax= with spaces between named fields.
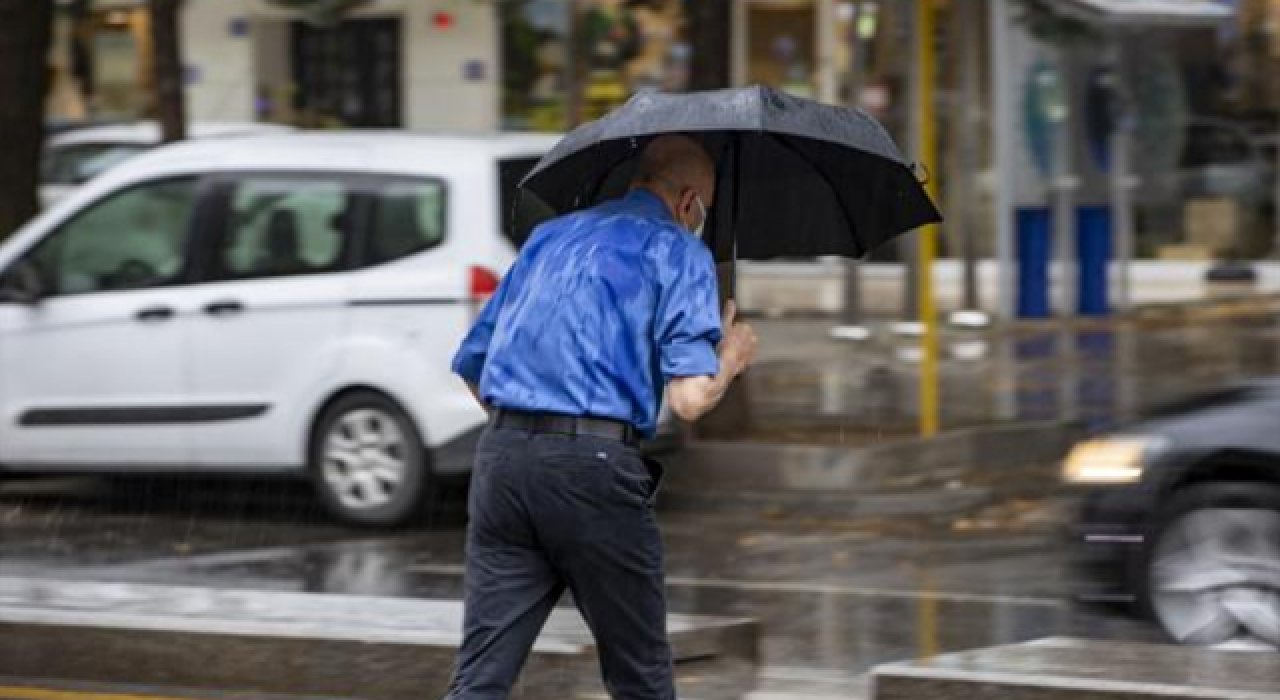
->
xmin=1051 ymin=48 xmax=1076 ymax=318
xmin=841 ymin=2 xmax=866 ymax=328
xmin=902 ymin=0 xmax=921 ymax=323
xmin=1110 ymin=42 xmax=1134 ymax=311
xmin=990 ymin=0 xmax=1017 ymax=319
xmin=902 ymin=238 xmax=920 ymax=319
xmin=956 ymin=0 xmax=982 ymax=312
xmin=1049 ymin=48 xmax=1078 ymax=422
xmin=916 ymin=0 xmax=940 ymax=437
xmin=842 ymin=258 xmax=863 ymax=326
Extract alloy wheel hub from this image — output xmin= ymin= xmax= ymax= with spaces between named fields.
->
xmin=1151 ymin=507 xmax=1280 ymax=649
xmin=322 ymin=408 xmax=407 ymax=511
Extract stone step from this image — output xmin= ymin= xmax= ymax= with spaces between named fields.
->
xmin=871 ymin=637 xmax=1280 ymax=700
xmin=0 ymin=577 xmax=759 ymax=700
xmin=0 ymin=676 xmax=349 ymax=700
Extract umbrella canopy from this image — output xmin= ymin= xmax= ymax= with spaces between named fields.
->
xmin=519 ymin=85 xmax=941 ymax=262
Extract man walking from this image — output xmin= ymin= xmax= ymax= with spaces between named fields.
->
xmin=447 ymin=134 xmax=757 ymax=700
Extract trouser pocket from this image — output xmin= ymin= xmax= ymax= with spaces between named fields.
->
xmin=642 ymin=456 xmax=665 ymax=506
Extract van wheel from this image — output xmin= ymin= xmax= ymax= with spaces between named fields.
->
xmin=1142 ymin=483 xmax=1280 ymax=650
xmin=310 ymin=392 xmax=430 ymax=527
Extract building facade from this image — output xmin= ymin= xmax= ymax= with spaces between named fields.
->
xmin=51 ymin=0 xmax=501 ymax=131
xmin=49 ymin=0 xmax=1279 ymax=311
xmin=50 ymin=0 xmax=919 ymax=135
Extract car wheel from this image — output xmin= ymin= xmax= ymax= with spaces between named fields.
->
xmin=310 ymin=392 xmax=430 ymax=527
xmin=1144 ymin=483 xmax=1280 ymax=650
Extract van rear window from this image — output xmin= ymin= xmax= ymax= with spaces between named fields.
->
xmin=498 ymin=157 xmax=555 ymax=249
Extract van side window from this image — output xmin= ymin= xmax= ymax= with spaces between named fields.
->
xmin=366 ymin=179 xmax=446 ymax=265
xmin=26 ymin=178 xmax=196 ymax=296
xmin=214 ymin=178 xmax=355 ymax=281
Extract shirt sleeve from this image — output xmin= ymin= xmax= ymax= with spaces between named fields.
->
xmin=655 ymin=237 xmax=722 ymax=382
xmin=451 ymin=269 xmax=513 ymax=386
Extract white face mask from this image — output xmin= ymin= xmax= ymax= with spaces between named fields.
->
xmin=692 ymin=195 xmax=708 ymax=239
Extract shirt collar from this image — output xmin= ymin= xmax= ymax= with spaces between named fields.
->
xmin=622 ymin=188 xmax=675 ymax=222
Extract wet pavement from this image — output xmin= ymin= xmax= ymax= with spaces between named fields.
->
xmin=4 ymin=304 xmax=1280 ymax=696
xmin=0 ymin=474 xmax=1152 ymax=698
xmin=732 ymin=300 xmax=1280 ymax=443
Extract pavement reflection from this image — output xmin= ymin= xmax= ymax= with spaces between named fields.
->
xmin=737 ymin=307 xmax=1280 ymax=443
xmin=0 ymin=477 xmax=1153 ymax=684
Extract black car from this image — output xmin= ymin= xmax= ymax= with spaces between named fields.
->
xmin=1068 ymin=381 xmax=1280 ymax=650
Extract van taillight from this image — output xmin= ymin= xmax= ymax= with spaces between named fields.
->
xmin=470 ymin=266 xmax=499 ymax=302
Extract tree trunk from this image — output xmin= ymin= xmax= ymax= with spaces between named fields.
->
xmin=0 ymin=0 xmax=53 ymax=238
xmin=685 ymin=0 xmax=730 ymax=90
xmin=151 ymin=0 xmax=187 ymax=143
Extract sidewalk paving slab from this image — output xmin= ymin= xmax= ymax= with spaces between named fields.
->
xmin=872 ymin=637 xmax=1280 ymax=700
xmin=0 ymin=577 xmax=759 ymax=700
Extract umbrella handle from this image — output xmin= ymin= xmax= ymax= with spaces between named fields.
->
xmin=731 ymin=235 xmax=738 ymax=301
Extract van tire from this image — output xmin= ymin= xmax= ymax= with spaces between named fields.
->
xmin=309 ymin=391 xmax=431 ymax=527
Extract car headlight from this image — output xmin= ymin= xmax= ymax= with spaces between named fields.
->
xmin=1062 ymin=437 xmax=1167 ymax=485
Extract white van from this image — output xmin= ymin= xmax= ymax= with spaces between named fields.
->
xmin=0 ymin=132 xmax=567 ymax=526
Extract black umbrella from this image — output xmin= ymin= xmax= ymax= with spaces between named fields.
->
xmin=519 ymin=85 xmax=941 ymax=264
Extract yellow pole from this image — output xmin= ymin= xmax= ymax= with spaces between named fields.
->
xmin=917 ymin=0 xmax=940 ymax=437
xmin=917 ymin=569 xmax=940 ymax=659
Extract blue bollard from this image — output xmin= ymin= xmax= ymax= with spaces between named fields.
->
xmin=1076 ymin=207 xmax=1112 ymax=317
xmin=1016 ymin=208 xmax=1052 ymax=319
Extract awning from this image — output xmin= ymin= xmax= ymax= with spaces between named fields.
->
xmin=1054 ymin=0 xmax=1234 ymax=28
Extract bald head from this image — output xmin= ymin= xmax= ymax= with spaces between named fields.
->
xmin=631 ymin=134 xmax=716 ymax=233
xmin=634 ymin=135 xmax=714 ymax=195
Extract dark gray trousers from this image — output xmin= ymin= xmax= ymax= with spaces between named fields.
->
xmin=444 ymin=427 xmax=673 ymax=700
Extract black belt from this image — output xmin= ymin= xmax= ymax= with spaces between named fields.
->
xmin=492 ymin=409 xmax=639 ymax=447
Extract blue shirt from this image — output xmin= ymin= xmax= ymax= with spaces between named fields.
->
xmin=452 ymin=189 xmax=722 ymax=436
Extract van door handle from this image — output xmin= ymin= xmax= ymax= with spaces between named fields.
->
xmin=203 ymin=300 xmax=245 ymax=317
xmin=135 ymin=306 xmax=174 ymax=323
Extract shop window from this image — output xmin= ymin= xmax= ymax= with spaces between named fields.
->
xmin=501 ymin=0 xmax=690 ymax=131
